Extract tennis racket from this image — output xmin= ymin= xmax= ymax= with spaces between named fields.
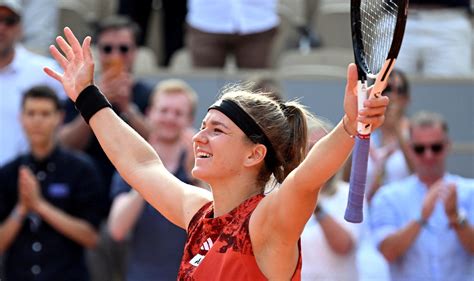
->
xmin=344 ymin=0 xmax=408 ymax=223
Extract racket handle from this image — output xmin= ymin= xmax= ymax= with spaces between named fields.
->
xmin=344 ymin=136 xmax=370 ymax=223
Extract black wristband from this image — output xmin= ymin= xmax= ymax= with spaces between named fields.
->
xmin=75 ymin=85 xmax=112 ymax=124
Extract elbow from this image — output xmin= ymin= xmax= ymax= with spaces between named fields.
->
xmin=379 ymin=247 xmax=399 ymax=263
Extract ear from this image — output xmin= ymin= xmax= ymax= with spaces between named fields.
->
xmin=243 ymin=144 xmax=267 ymax=168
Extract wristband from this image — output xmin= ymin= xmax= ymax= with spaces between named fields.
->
xmin=74 ymin=85 xmax=112 ymax=124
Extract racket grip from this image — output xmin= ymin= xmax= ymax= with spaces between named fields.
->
xmin=344 ymin=136 xmax=370 ymax=223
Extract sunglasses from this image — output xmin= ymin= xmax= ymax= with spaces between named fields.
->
xmin=99 ymin=44 xmax=131 ymax=55
xmin=412 ymin=142 xmax=444 ymax=155
xmin=0 ymin=15 xmax=20 ymax=27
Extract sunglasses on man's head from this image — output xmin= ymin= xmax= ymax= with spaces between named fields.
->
xmin=0 ymin=15 xmax=20 ymax=27
xmin=99 ymin=44 xmax=131 ymax=55
xmin=412 ymin=142 xmax=444 ymax=156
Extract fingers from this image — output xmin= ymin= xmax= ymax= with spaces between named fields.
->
xmin=83 ymin=36 xmax=93 ymax=64
xmin=43 ymin=67 xmax=63 ymax=82
xmin=56 ymin=35 xmax=74 ymax=61
xmin=345 ymin=63 xmax=358 ymax=96
xmin=49 ymin=45 xmax=68 ymax=70
xmin=64 ymin=27 xmax=83 ymax=61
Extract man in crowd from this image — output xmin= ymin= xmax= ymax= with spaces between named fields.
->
xmin=371 ymin=111 xmax=474 ymax=281
xmin=0 ymin=86 xmax=104 ymax=280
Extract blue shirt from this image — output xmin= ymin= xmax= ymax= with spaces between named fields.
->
xmin=370 ymin=174 xmax=474 ymax=281
xmin=110 ymin=150 xmax=192 ymax=281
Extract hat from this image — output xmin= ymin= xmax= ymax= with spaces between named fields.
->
xmin=0 ymin=0 xmax=22 ymax=17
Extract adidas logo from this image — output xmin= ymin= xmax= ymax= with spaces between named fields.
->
xmin=189 ymin=237 xmax=214 ymax=267
xmin=200 ymin=237 xmax=214 ymax=251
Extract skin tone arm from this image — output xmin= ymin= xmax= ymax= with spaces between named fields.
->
xmin=316 ymin=206 xmax=354 ymax=254
xmin=108 ymin=190 xmax=145 ymax=241
xmin=250 ymin=64 xmax=389 ymax=277
xmin=18 ymin=166 xmax=99 ymax=248
xmin=44 ymin=28 xmax=212 ymax=230
xmin=0 ymin=204 xmax=28 ymax=253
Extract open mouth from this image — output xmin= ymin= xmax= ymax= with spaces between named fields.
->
xmin=196 ymin=152 xmax=212 ymax=158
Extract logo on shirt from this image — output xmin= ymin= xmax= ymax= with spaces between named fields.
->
xmin=189 ymin=237 xmax=214 ymax=267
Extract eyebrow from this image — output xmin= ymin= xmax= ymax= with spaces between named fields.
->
xmin=201 ymin=119 xmax=230 ymax=129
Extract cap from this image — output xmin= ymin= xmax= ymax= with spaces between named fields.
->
xmin=0 ymin=0 xmax=22 ymax=17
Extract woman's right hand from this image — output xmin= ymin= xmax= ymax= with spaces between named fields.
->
xmin=44 ymin=27 xmax=95 ymax=102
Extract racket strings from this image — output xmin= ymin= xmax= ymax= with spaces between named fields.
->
xmin=359 ymin=0 xmax=399 ymax=75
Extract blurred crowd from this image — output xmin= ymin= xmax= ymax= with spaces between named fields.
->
xmin=0 ymin=0 xmax=473 ymax=281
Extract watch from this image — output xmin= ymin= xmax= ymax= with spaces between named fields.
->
xmin=450 ymin=210 xmax=468 ymax=229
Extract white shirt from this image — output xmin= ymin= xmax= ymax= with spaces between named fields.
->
xmin=301 ymin=181 xmax=363 ymax=281
xmin=186 ymin=0 xmax=279 ymax=34
xmin=0 ymin=45 xmax=65 ymax=166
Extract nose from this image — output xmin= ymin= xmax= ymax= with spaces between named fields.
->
xmin=192 ymin=129 xmax=208 ymax=144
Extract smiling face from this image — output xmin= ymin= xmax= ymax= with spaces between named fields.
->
xmin=409 ymin=123 xmax=449 ymax=183
xmin=191 ymin=110 xmax=257 ymax=185
xmin=148 ymin=91 xmax=193 ymax=143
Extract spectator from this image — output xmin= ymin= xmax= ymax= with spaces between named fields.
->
xmin=108 ymin=79 xmax=199 ymax=281
xmin=0 ymin=0 xmax=64 ymax=166
xmin=371 ymin=111 xmax=474 ymax=281
xmin=60 ymin=15 xmax=152 ymax=192
xmin=186 ymin=0 xmax=279 ymax=69
xmin=396 ymin=0 xmax=472 ymax=77
xmin=0 ymin=86 xmax=104 ymax=281
xmin=301 ymin=119 xmax=363 ymax=281
xmin=350 ymin=70 xmax=412 ymax=281
xmin=365 ymin=69 xmax=413 ymax=202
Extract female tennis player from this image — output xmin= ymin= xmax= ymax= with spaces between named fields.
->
xmin=45 ymin=27 xmax=388 ymax=280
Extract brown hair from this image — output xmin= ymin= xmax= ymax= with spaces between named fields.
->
xmin=409 ymin=111 xmax=449 ymax=136
xmin=218 ymin=84 xmax=312 ymax=188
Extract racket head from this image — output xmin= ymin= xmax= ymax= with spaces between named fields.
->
xmin=351 ymin=0 xmax=409 ymax=80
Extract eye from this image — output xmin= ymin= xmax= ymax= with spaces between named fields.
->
xmin=214 ymin=128 xmax=223 ymax=133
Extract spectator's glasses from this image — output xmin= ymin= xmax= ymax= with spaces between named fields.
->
xmin=99 ymin=44 xmax=131 ymax=55
xmin=0 ymin=15 xmax=20 ymax=27
xmin=412 ymin=142 xmax=444 ymax=156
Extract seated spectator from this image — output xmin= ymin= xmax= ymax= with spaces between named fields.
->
xmin=370 ymin=111 xmax=474 ymax=281
xmin=0 ymin=0 xmax=64 ymax=166
xmin=0 ymin=86 xmax=104 ymax=281
xmin=108 ymin=79 xmax=200 ymax=280
xmin=301 ymin=118 xmax=363 ymax=281
xmin=365 ymin=69 xmax=413 ymax=202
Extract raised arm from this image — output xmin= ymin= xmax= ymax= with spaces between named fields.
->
xmin=251 ymin=64 xmax=388 ymax=273
xmin=44 ymin=28 xmax=211 ymax=229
